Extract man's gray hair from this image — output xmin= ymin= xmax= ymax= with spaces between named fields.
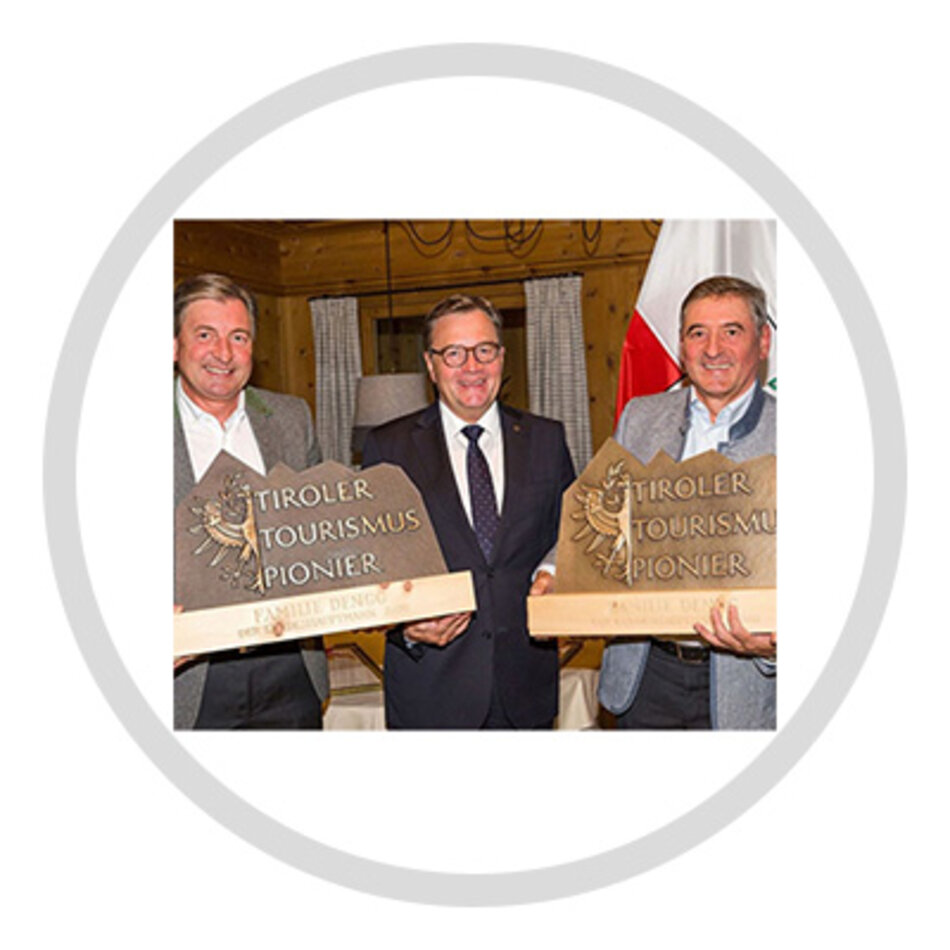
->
xmin=174 ymin=273 xmax=258 ymax=338
xmin=679 ymin=275 xmax=769 ymax=334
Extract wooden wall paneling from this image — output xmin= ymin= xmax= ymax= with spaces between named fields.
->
xmin=382 ymin=220 xmax=649 ymax=290
xmin=359 ymin=296 xmax=381 ymax=377
xmin=175 ymin=219 xmax=659 ymax=299
xmin=278 ymin=295 xmax=317 ymax=412
xmin=276 ymin=220 xmax=658 ymax=298
xmin=499 ymin=319 xmax=528 ymax=411
xmin=174 ymin=221 xmax=282 ymax=291
xmin=249 ymin=292 xmax=284 ymax=395
xmin=279 ymin=221 xmax=388 ymax=295
xmin=581 ymin=259 xmax=650 ymax=450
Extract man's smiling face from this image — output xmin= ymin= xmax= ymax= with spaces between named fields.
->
xmin=174 ymin=297 xmax=254 ymax=423
xmin=680 ymin=293 xmax=771 ymax=420
xmin=424 ymin=307 xmax=505 ymax=423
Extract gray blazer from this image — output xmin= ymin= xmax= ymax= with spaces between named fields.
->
xmin=597 ymin=384 xmax=777 ymax=729
xmin=173 ymin=385 xmax=329 ymax=728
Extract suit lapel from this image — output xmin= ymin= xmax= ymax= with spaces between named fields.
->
xmin=498 ymin=404 xmax=528 ymax=526
xmin=173 ymin=404 xmax=196 ymax=507
xmin=411 ymin=405 xmax=466 ymax=517
xmin=493 ymin=404 xmax=531 ymax=564
xmin=670 ymin=389 xmax=691 ymax=462
xmin=412 ymin=403 xmax=486 ymax=566
xmin=244 ymin=387 xmax=280 ymax=472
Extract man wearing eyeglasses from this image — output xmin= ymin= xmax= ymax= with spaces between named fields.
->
xmin=362 ymin=294 xmax=575 ymax=729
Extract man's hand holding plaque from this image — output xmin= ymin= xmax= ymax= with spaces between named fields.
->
xmin=528 ymin=569 xmax=556 ymax=598
xmin=695 ymin=603 xmax=777 ymax=659
xmin=403 ymin=612 xmax=472 ymax=647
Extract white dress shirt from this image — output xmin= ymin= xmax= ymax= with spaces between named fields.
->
xmin=176 ymin=378 xmax=266 ymax=481
xmin=437 ymin=400 xmax=505 ymax=524
xmin=681 ymin=382 xmax=756 ymax=461
xmin=402 ymin=402 xmax=506 ymax=644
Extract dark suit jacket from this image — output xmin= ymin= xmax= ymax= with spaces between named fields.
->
xmin=173 ymin=385 xmax=329 ymax=728
xmin=362 ymin=402 xmax=575 ymax=729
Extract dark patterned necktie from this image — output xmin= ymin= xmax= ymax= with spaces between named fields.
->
xmin=462 ymin=424 xmax=500 ymax=560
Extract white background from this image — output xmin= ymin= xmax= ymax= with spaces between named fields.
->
xmin=6 ymin=2 xmax=944 ymax=946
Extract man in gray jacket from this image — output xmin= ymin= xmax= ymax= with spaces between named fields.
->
xmin=598 ymin=276 xmax=777 ymax=729
xmin=173 ymin=274 xmax=328 ymax=729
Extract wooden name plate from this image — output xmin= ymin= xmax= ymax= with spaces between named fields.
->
xmin=529 ymin=588 xmax=775 ymax=637
xmin=175 ymin=454 xmax=474 ymax=655
xmin=530 ymin=439 xmax=776 ymax=638
xmin=175 ymin=573 xmax=475 ymax=657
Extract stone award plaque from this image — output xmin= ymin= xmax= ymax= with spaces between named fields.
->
xmin=174 ymin=453 xmax=475 ymax=656
xmin=528 ymin=438 xmax=776 ymax=637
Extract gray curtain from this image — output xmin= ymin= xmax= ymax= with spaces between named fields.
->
xmin=525 ymin=275 xmax=592 ymax=472
xmin=309 ymin=296 xmax=361 ymax=464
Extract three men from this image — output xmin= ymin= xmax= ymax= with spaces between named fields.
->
xmin=173 ymin=271 xmax=773 ymax=731
xmin=598 ymin=276 xmax=777 ymax=729
xmin=173 ymin=274 xmax=328 ymax=729
xmin=362 ymin=295 xmax=575 ymax=729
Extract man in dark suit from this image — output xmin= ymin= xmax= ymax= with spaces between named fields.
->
xmin=362 ymin=295 xmax=575 ymax=729
xmin=173 ymin=273 xmax=328 ymax=729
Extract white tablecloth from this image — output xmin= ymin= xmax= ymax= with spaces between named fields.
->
xmin=324 ymin=665 xmax=599 ymax=730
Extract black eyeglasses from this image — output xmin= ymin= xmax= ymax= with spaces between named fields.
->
xmin=427 ymin=341 xmax=502 ymax=368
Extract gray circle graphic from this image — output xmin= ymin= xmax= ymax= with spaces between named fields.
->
xmin=44 ymin=45 xmax=905 ymax=905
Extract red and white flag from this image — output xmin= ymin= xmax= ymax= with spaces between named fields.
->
xmin=614 ymin=220 xmax=777 ymax=424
